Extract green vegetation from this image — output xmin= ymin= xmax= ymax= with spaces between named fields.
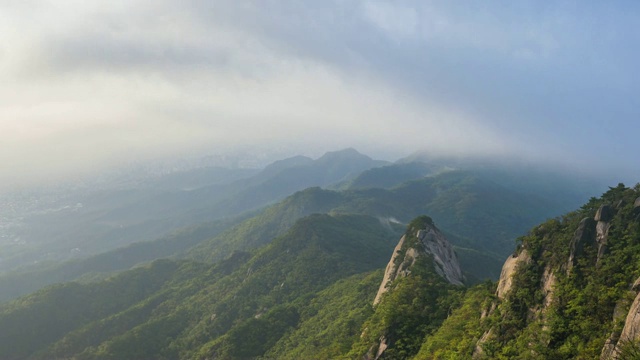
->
xmin=462 ymin=183 xmax=640 ymax=359
xmin=0 ymin=259 xmax=182 ymax=359
xmin=350 ymin=269 xmax=461 ymax=359
xmin=339 ymin=162 xmax=437 ymax=190
xmin=414 ymin=281 xmax=495 ymax=359
xmin=1 ymin=159 xmax=581 ymax=308
xmin=188 ymin=169 xmax=564 ymax=281
xmin=266 ymin=270 xmax=383 ymax=359
xmin=0 ymin=217 xmax=243 ymax=303
xmin=347 ymin=218 xmax=465 ymax=359
xmin=1 ymin=154 xmax=628 ymax=360
xmin=0 ymin=213 xmax=399 ymax=359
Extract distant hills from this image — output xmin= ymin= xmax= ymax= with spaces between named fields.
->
xmin=2 ymin=182 xmax=635 ymax=360
xmin=0 ymin=149 xmax=607 ymax=303
xmin=0 ymin=148 xmax=386 ymax=275
xmin=2 ymin=148 xmax=631 ymax=360
xmin=0 ymin=214 xmax=400 ymax=359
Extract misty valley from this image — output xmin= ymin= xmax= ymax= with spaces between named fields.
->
xmin=1 ymin=149 xmax=639 ymax=359
xmin=3 ymin=1 xmax=639 ymax=358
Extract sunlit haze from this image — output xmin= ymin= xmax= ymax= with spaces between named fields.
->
xmin=2 ymin=1 xmax=639 ymax=188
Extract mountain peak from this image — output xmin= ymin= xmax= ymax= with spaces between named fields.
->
xmin=373 ymin=216 xmax=464 ymax=305
xmin=316 ymin=148 xmax=369 ymax=162
xmin=262 ymin=155 xmax=313 ymax=174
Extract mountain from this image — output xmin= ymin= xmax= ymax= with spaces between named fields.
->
xmin=0 ymin=214 xmax=472 ymax=360
xmin=187 ymin=169 xmax=569 ymax=281
xmin=415 ymin=183 xmax=640 ymax=359
xmin=0 ymin=148 xmax=386 ymax=276
xmin=0 ymin=215 xmax=248 ymax=303
xmin=398 ymin=152 xmax=605 ymax=210
xmin=350 ymin=216 xmax=465 ymax=359
xmin=338 ymin=161 xmax=442 ymax=190
xmin=0 ymin=213 xmax=400 ymax=360
xmin=190 ymin=148 xmax=388 ymax=220
xmin=2 ymin=147 xmax=606 ymax=307
xmin=1 ymin=179 xmax=638 ymax=359
xmin=1 ymin=151 xmax=583 ymax=304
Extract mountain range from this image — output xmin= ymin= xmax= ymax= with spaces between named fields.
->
xmin=1 ymin=148 xmax=632 ymax=360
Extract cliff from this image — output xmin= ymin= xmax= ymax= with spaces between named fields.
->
xmin=361 ymin=216 xmax=464 ymax=359
xmin=374 ymin=216 xmax=464 ymax=306
xmin=464 ymin=184 xmax=640 ymax=359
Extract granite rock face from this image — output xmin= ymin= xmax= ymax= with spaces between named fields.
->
xmin=595 ymin=204 xmax=614 ymax=222
xmin=496 ymin=249 xmax=531 ymax=300
xmin=373 ymin=221 xmax=464 ymax=307
xmin=370 ymin=218 xmax=464 ymax=359
xmin=373 ymin=235 xmax=408 ymax=306
xmin=601 ymin=276 xmax=640 ymax=359
xmin=417 ymin=227 xmax=464 ymax=286
xmin=567 ymin=217 xmax=597 ymax=272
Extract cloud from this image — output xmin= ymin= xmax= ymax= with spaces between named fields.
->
xmin=363 ymin=1 xmax=419 ymax=39
xmin=1 ymin=0 xmax=639 ymax=188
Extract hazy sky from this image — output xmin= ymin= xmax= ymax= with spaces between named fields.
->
xmin=1 ymin=1 xmax=639 ymax=187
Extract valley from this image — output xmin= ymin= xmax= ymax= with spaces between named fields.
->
xmin=2 ymin=149 xmax=634 ymax=360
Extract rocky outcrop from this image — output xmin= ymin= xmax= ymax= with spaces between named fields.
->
xmin=496 ymin=249 xmax=531 ymax=300
xmin=472 ymin=329 xmax=494 ymax=359
xmin=591 ymin=204 xmax=616 ymax=266
xmin=567 ymin=217 xmax=597 ymax=272
xmin=474 ymin=248 xmax=533 ymax=358
xmin=601 ymin=277 xmax=640 ymax=359
xmin=541 ymin=265 xmax=556 ymax=308
xmin=634 ymin=196 xmax=640 ymax=208
xmin=373 ymin=221 xmax=463 ymax=306
xmin=595 ymin=204 xmax=614 ymax=222
xmin=596 ymin=213 xmax=612 ymax=266
xmin=373 ymin=235 xmax=408 ymax=306
xmin=417 ymin=227 xmax=464 ymax=286
xmin=369 ymin=218 xmax=464 ymax=359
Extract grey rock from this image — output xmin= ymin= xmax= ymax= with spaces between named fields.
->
xmin=596 ymin=221 xmax=612 ymax=266
xmin=567 ymin=217 xmax=597 ymax=272
xmin=496 ymin=249 xmax=531 ymax=300
xmin=601 ymin=277 xmax=640 ymax=359
xmin=595 ymin=204 xmax=614 ymax=222
xmin=373 ymin=221 xmax=464 ymax=306
xmin=420 ymin=227 xmax=465 ymax=286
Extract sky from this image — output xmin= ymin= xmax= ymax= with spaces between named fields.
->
xmin=1 ymin=0 xmax=639 ymax=188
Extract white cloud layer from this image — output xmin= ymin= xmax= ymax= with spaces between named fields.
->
xmin=1 ymin=1 xmax=639 ymax=187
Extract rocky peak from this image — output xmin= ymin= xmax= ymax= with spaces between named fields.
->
xmin=373 ymin=216 xmax=463 ymax=306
